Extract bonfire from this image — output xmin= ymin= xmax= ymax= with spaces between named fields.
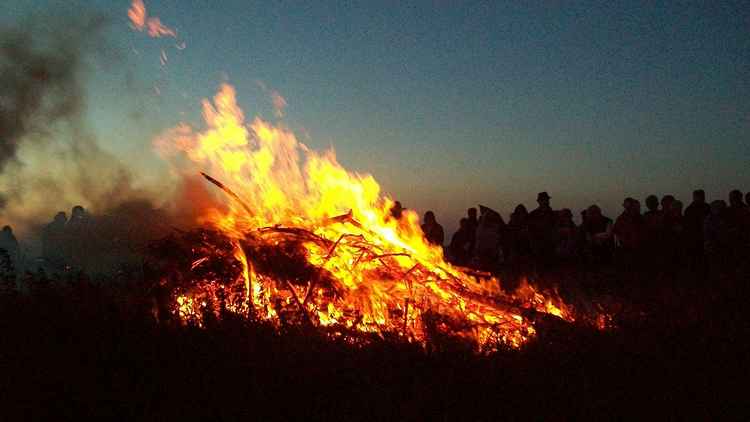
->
xmin=152 ymin=83 xmax=574 ymax=350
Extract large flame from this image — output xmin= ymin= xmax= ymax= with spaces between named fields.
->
xmin=156 ymin=83 xmax=573 ymax=350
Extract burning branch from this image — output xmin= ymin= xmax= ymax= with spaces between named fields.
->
xmin=200 ymin=171 xmax=254 ymax=216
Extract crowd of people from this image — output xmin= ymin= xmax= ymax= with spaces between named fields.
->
xmin=413 ymin=189 xmax=750 ymax=281
xmin=0 ymin=204 xmax=171 ymax=276
xmin=1 ymin=189 xmax=749 ymax=282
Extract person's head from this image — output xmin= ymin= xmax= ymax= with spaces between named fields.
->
xmin=537 ymin=192 xmax=551 ymax=208
xmin=2 ymin=225 xmax=11 ymax=234
xmin=423 ymin=211 xmax=436 ymax=225
xmin=661 ymin=195 xmax=675 ymax=210
xmin=729 ymin=190 xmax=743 ymax=207
xmin=513 ymin=204 xmax=527 ymax=217
xmin=692 ymin=189 xmax=706 ymax=204
xmin=459 ymin=217 xmax=468 ymax=230
xmin=645 ymin=195 xmax=659 ymax=211
xmin=710 ymin=200 xmax=726 ymax=216
xmin=670 ymin=200 xmax=683 ymax=216
xmin=623 ymin=197 xmax=636 ymax=211
xmin=586 ymin=205 xmax=602 ymax=220
xmin=390 ymin=201 xmax=403 ymax=218
xmin=71 ymin=205 xmax=85 ymax=219
xmin=54 ymin=212 xmax=67 ymax=223
xmin=467 ymin=207 xmax=477 ymax=220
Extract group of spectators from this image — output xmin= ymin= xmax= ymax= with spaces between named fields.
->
xmin=2 ymin=189 xmax=749 ymax=280
xmin=415 ymin=189 xmax=750 ymax=277
xmin=0 ymin=203 xmax=170 ymax=275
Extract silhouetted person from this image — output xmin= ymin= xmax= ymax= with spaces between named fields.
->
xmin=614 ymin=198 xmax=645 ymax=271
xmin=449 ymin=218 xmax=473 ymax=266
xmin=474 ymin=205 xmax=504 ymax=271
xmin=660 ymin=195 xmax=676 ymax=214
xmin=663 ymin=199 xmax=685 ymax=272
xmin=42 ymin=212 xmax=68 ymax=267
xmin=389 ymin=201 xmax=404 ymax=220
xmin=746 ymin=192 xmax=750 ymax=207
xmin=725 ymin=190 xmax=748 ymax=260
xmin=704 ymin=200 xmax=730 ymax=278
xmin=643 ymin=194 xmax=665 ymax=271
xmin=0 ymin=226 xmax=19 ymax=268
xmin=528 ymin=192 xmax=557 ymax=268
xmin=684 ymin=190 xmax=710 ymax=265
xmin=556 ymin=209 xmax=578 ymax=261
xmin=421 ymin=211 xmax=444 ymax=246
xmin=506 ymin=204 xmax=532 ymax=263
xmin=581 ymin=205 xmax=613 ymax=265
xmin=65 ymin=205 xmax=90 ymax=270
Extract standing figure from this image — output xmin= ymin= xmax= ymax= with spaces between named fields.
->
xmin=42 ymin=212 xmax=68 ymax=268
xmin=0 ymin=226 xmax=20 ymax=270
xmin=581 ymin=205 xmax=614 ymax=265
xmin=421 ymin=211 xmax=445 ymax=247
xmin=473 ymin=205 xmax=504 ymax=271
xmin=449 ymin=218 xmax=473 ymax=266
xmin=528 ymin=192 xmax=558 ymax=269
xmin=614 ymin=198 xmax=645 ymax=272
xmin=684 ymin=190 xmax=710 ymax=271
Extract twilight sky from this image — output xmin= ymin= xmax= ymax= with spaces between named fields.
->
xmin=3 ymin=0 xmax=749 ymax=233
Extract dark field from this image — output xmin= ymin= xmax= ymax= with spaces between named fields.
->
xmin=1 ymin=264 xmax=748 ymax=421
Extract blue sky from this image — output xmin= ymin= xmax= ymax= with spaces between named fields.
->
xmin=3 ymin=0 xmax=749 ymax=232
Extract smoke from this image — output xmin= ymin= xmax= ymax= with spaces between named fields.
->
xmin=0 ymin=14 xmax=169 ymax=236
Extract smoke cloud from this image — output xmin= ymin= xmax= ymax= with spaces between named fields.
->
xmin=0 ymin=14 xmax=168 ymax=236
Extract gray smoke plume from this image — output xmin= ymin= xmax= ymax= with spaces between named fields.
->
xmin=0 ymin=14 xmax=170 ymax=236
xmin=0 ymin=15 xmax=103 ymax=172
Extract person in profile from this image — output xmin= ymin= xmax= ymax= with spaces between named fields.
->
xmin=421 ymin=211 xmax=444 ymax=247
xmin=0 ymin=225 xmax=20 ymax=268
xmin=449 ymin=218 xmax=473 ymax=266
xmin=528 ymin=192 xmax=557 ymax=268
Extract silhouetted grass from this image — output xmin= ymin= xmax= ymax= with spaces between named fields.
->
xmin=0 ymin=265 xmax=748 ymax=421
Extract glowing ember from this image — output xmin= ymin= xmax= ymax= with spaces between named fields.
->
xmin=155 ymin=83 xmax=575 ymax=350
xmin=128 ymin=0 xmax=177 ymax=38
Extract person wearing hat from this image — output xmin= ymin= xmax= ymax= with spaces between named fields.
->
xmin=528 ymin=192 xmax=558 ymax=269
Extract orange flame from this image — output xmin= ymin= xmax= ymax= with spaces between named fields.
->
xmin=128 ymin=0 xmax=177 ymax=38
xmin=156 ymin=83 xmax=574 ymax=350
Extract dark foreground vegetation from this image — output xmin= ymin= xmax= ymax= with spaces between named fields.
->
xmin=1 ymin=261 xmax=748 ymax=421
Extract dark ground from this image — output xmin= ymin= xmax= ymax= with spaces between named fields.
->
xmin=0 ymin=262 xmax=748 ymax=421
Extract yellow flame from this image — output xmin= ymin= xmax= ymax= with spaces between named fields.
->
xmin=156 ymin=83 xmax=574 ymax=349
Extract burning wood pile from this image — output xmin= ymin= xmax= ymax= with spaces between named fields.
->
xmin=150 ymin=83 xmax=576 ymax=351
